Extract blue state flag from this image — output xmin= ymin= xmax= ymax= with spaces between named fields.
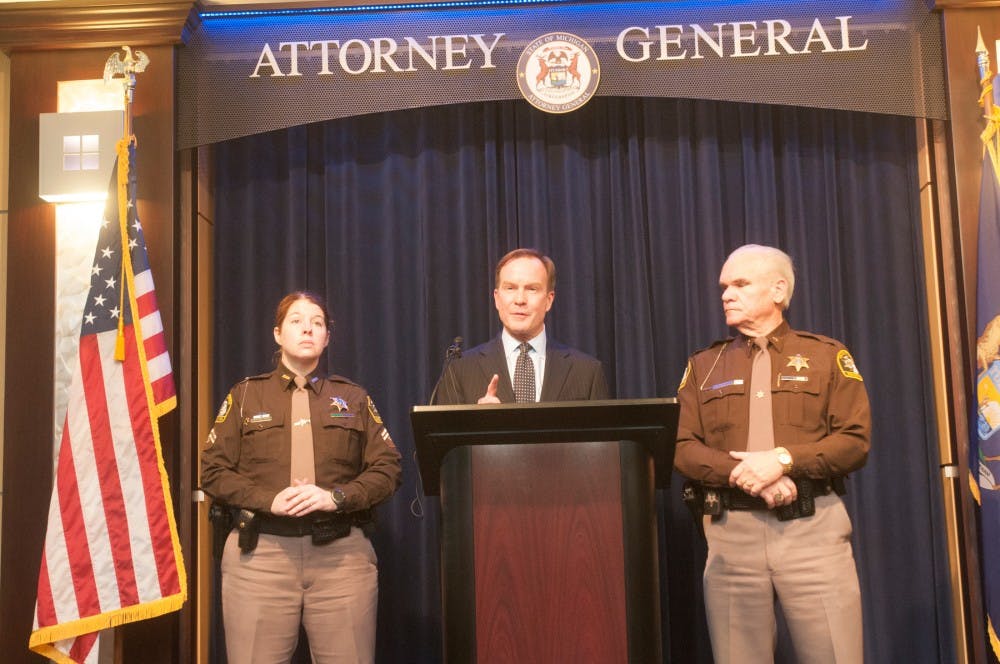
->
xmin=974 ymin=81 xmax=1000 ymax=659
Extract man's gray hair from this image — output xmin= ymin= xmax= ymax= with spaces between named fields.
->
xmin=727 ymin=244 xmax=796 ymax=309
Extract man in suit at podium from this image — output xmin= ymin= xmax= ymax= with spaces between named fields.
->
xmin=433 ymin=247 xmax=609 ymax=404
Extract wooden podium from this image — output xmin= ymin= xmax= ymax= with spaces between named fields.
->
xmin=411 ymin=398 xmax=678 ymax=663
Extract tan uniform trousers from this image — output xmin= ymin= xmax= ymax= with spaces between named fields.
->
xmin=703 ymin=493 xmax=863 ymax=664
xmin=221 ymin=527 xmax=378 ymax=664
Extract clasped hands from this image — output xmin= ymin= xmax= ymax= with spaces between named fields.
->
xmin=729 ymin=450 xmax=797 ymax=509
xmin=270 ymin=478 xmax=338 ymax=517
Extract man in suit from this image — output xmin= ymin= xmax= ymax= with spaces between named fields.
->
xmin=433 ymin=248 xmax=609 ymax=404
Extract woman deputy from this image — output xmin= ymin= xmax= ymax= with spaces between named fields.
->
xmin=201 ymin=291 xmax=402 ymax=663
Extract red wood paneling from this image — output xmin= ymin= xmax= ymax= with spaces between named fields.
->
xmin=471 ymin=442 xmax=627 ymax=663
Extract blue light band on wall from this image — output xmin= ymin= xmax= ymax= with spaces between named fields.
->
xmin=200 ymin=0 xmax=574 ymax=19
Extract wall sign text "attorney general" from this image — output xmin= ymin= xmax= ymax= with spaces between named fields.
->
xmin=248 ymin=16 xmax=866 ymax=78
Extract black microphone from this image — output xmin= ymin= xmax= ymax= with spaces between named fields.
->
xmin=429 ymin=336 xmax=463 ymax=405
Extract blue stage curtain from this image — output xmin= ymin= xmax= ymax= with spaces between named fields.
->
xmin=212 ymin=97 xmax=951 ymax=663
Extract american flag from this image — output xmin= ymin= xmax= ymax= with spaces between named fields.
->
xmin=29 ymin=139 xmax=186 ymax=663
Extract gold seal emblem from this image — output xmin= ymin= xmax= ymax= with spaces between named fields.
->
xmin=516 ymin=32 xmax=601 ymax=114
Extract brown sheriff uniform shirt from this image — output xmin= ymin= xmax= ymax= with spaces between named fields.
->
xmin=674 ymin=321 xmax=870 ymax=487
xmin=201 ymin=366 xmax=402 ymax=513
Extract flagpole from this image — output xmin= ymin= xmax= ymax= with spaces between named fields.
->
xmin=104 ymin=46 xmax=149 ymax=360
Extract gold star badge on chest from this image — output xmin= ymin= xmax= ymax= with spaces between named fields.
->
xmin=786 ymin=354 xmax=810 ymax=372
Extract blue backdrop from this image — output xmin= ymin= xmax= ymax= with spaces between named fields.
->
xmin=212 ymin=96 xmax=953 ymax=662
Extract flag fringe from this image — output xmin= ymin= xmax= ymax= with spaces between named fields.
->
xmin=991 ymin=619 xmax=1000 ymax=660
xmin=29 ymin=591 xmax=186 ymax=653
xmin=119 ymin=162 xmax=188 ymax=599
xmin=26 ymin=643 xmax=78 ymax=664
xmin=153 ymin=394 xmax=177 ymax=419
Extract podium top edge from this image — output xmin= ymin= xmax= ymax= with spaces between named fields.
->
xmin=411 ymin=396 xmax=677 ymax=413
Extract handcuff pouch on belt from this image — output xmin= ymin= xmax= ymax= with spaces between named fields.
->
xmin=682 ymin=477 xmax=844 ymax=523
xmin=236 ymin=509 xmax=259 ymax=553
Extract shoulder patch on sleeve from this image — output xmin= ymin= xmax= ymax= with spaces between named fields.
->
xmin=678 ymin=361 xmax=691 ymax=391
xmin=215 ymin=393 xmax=233 ymax=423
xmin=367 ymin=395 xmax=384 ymax=425
xmin=837 ymin=350 xmax=863 ymax=381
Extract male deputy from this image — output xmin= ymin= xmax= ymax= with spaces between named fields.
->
xmin=674 ymin=244 xmax=870 ymax=663
xmin=433 ymin=247 xmax=609 ymax=404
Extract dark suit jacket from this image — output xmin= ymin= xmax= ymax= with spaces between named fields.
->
xmin=433 ymin=335 xmax=610 ymax=404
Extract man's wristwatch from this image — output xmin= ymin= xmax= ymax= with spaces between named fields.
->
xmin=330 ymin=487 xmax=346 ymax=510
xmin=774 ymin=447 xmax=793 ymax=475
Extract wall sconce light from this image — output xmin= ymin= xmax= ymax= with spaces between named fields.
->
xmin=39 ymin=110 xmax=124 ymax=203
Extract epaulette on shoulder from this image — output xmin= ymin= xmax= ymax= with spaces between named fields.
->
xmin=793 ymin=329 xmax=841 ymax=347
xmin=327 ymin=373 xmax=361 ymax=388
xmin=240 ymin=372 xmax=270 ymax=383
xmin=693 ymin=336 xmax=733 ymax=357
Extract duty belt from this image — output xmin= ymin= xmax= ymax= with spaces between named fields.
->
xmin=682 ymin=477 xmax=845 ymax=523
xmin=208 ymin=504 xmax=374 ymax=556
xmin=253 ymin=513 xmax=323 ymax=537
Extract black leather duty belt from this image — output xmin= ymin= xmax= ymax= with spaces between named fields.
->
xmin=682 ymin=477 xmax=846 ymax=522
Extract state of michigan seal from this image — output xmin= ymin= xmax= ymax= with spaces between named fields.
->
xmin=516 ymin=32 xmax=600 ymax=114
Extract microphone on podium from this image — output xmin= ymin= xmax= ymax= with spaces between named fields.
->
xmin=429 ymin=336 xmax=463 ymax=405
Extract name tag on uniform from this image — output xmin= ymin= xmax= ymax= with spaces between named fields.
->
xmin=706 ymin=378 xmax=744 ymax=390
xmin=779 ymin=375 xmax=809 ymax=383
xmin=250 ymin=412 xmax=272 ymax=424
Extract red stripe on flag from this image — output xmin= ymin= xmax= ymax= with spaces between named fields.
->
xmin=55 ymin=401 xmax=100 ymax=620
xmin=123 ymin=330 xmax=181 ymax=596
xmin=143 ymin=331 xmax=167 ymax=360
xmin=152 ymin=376 xmax=174 ymax=405
xmin=79 ymin=334 xmax=140 ymax=607
xmin=136 ymin=289 xmax=157 ymax=318
xmin=35 ymin=548 xmax=57 ymax=628
xmin=68 ymin=631 xmax=98 ymax=662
